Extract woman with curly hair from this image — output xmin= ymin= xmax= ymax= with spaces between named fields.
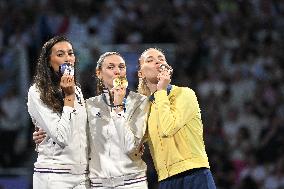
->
xmin=27 ymin=36 xmax=89 ymax=188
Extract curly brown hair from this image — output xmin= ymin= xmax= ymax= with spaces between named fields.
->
xmin=32 ymin=36 xmax=78 ymax=113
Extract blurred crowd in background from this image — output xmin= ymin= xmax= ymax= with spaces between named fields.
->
xmin=0 ymin=0 xmax=284 ymax=188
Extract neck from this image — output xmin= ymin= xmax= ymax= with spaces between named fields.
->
xmin=147 ymin=82 xmax=157 ymax=94
xmin=106 ymin=87 xmax=113 ymax=96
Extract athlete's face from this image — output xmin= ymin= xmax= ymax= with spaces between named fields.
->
xmin=96 ymin=54 xmax=126 ymax=90
xmin=49 ymin=41 xmax=75 ymax=72
xmin=139 ymin=48 xmax=169 ymax=84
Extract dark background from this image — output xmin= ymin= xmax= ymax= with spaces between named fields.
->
xmin=0 ymin=0 xmax=283 ymax=188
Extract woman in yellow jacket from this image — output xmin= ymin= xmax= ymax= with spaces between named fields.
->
xmin=137 ymin=48 xmax=216 ymax=189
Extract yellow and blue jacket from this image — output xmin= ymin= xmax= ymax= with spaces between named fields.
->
xmin=146 ymin=85 xmax=210 ymax=181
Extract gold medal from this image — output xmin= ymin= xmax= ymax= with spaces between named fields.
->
xmin=113 ymin=77 xmax=128 ymax=88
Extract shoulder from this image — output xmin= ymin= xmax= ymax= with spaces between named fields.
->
xmin=28 ymin=84 xmax=40 ymax=98
xmin=127 ymin=91 xmax=150 ymax=112
xmin=86 ymin=95 xmax=102 ymax=105
xmin=128 ymin=91 xmax=147 ymax=99
xmin=171 ymin=85 xmax=197 ymax=98
xmin=128 ymin=91 xmax=148 ymax=102
xmin=27 ymin=84 xmax=43 ymax=109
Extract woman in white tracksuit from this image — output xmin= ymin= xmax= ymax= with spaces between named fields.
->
xmin=27 ymin=36 xmax=89 ymax=189
xmin=86 ymin=52 xmax=149 ymax=189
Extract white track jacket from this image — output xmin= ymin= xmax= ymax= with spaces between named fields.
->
xmin=27 ymin=84 xmax=88 ymax=174
xmin=86 ymin=91 xmax=149 ymax=180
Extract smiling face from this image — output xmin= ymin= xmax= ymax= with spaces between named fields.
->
xmin=49 ymin=41 xmax=75 ymax=72
xmin=139 ymin=48 xmax=168 ymax=84
xmin=96 ymin=54 xmax=126 ymax=90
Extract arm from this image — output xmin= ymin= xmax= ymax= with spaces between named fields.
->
xmin=154 ymin=87 xmax=199 ymax=137
xmin=112 ymin=99 xmax=148 ymax=155
xmin=27 ymin=87 xmax=76 ymax=147
xmin=33 ymin=128 xmax=46 ymax=144
xmin=112 ymin=112 xmax=136 ymax=153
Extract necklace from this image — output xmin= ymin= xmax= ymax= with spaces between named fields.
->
xmin=102 ymin=89 xmax=128 ymax=112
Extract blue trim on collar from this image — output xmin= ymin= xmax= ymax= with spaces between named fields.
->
xmin=149 ymin=84 xmax=172 ymax=102
xmin=102 ymin=88 xmax=129 ymax=112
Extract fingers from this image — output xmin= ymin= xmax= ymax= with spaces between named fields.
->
xmin=33 ymin=128 xmax=46 ymax=144
xmin=159 ymin=63 xmax=173 ymax=80
xmin=112 ymin=86 xmax=126 ymax=105
xmin=33 ymin=135 xmax=45 ymax=144
xmin=33 ymin=134 xmax=46 ymax=141
xmin=60 ymin=74 xmax=75 ymax=95
xmin=61 ymin=75 xmax=74 ymax=86
xmin=158 ymin=71 xmax=171 ymax=82
xmin=35 ymin=138 xmax=44 ymax=144
xmin=112 ymin=85 xmax=126 ymax=96
xmin=112 ymin=86 xmax=125 ymax=92
xmin=160 ymin=67 xmax=172 ymax=76
xmin=157 ymin=70 xmax=171 ymax=91
xmin=159 ymin=64 xmax=173 ymax=74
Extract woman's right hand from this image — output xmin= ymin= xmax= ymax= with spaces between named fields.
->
xmin=60 ymin=74 xmax=75 ymax=96
xmin=60 ymin=74 xmax=75 ymax=107
xmin=112 ymin=85 xmax=126 ymax=106
xmin=33 ymin=128 xmax=46 ymax=144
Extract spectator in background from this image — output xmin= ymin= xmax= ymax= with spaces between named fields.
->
xmin=0 ymin=87 xmax=22 ymax=167
xmin=1 ymin=1 xmax=284 ymax=188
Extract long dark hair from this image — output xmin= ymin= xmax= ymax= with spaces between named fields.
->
xmin=32 ymin=36 xmax=78 ymax=113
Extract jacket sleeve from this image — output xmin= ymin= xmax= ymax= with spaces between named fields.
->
xmin=112 ymin=99 xmax=149 ymax=155
xmin=27 ymin=86 xmax=75 ymax=147
xmin=154 ymin=87 xmax=199 ymax=137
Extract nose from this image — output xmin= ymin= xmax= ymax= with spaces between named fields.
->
xmin=156 ymin=58 xmax=162 ymax=63
xmin=113 ymin=67 xmax=121 ymax=76
xmin=64 ymin=54 xmax=74 ymax=64
xmin=155 ymin=60 xmax=162 ymax=69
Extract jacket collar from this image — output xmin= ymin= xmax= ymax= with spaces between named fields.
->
xmin=89 ymin=91 xmax=147 ymax=121
xmin=149 ymin=84 xmax=172 ymax=102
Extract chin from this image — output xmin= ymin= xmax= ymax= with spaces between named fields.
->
xmin=148 ymin=78 xmax=159 ymax=84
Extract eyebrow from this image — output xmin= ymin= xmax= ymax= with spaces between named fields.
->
xmin=145 ymin=55 xmax=165 ymax=59
xmin=145 ymin=55 xmax=154 ymax=59
xmin=106 ymin=62 xmax=125 ymax=66
xmin=55 ymin=49 xmax=73 ymax=53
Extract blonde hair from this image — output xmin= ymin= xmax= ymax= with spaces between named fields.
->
xmin=96 ymin=51 xmax=122 ymax=70
xmin=137 ymin=77 xmax=151 ymax=96
xmin=137 ymin=47 xmax=165 ymax=96
xmin=95 ymin=51 xmax=124 ymax=95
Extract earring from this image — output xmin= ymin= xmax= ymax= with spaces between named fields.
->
xmin=99 ymin=78 xmax=105 ymax=89
xmin=142 ymin=77 xmax=147 ymax=84
xmin=96 ymin=77 xmax=105 ymax=95
xmin=138 ymin=77 xmax=150 ymax=96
